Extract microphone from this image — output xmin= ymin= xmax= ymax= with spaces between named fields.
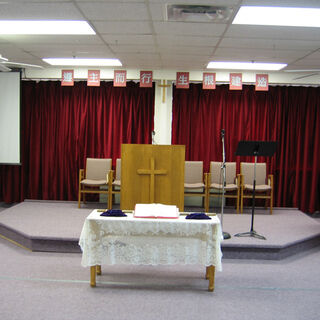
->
xmin=221 ymin=129 xmax=225 ymax=137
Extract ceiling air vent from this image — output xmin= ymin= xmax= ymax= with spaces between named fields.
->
xmin=167 ymin=4 xmax=233 ymax=23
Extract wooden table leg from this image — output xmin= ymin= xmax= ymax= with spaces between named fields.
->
xmin=96 ymin=265 xmax=101 ymax=275
xmin=205 ymin=266 xmax=209 ymax=279
xmin=207 ymin=265 xmax=215 ymax=292
xmin=90 ymin=266 xmax=96 ymax=287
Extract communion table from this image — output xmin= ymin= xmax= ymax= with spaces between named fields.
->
xmin=79 ymin=210 xmax=223 ymax=292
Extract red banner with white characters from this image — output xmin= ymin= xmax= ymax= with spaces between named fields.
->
xmin=229 ymin=73 xmax=242 ymax=90
xmin=87 ymin=70 xmax=100 ymax=87
xmin=176 ymin=72 xmax=189 ymax=89
xmin=203 ymin=72 xmax=216 ymax=89
xmin=255 ymin=74 xmax=269 ymax=91
xmin=61 ymin=70 xmax=74 ymax=86
xmin=113 ymin=70 xmax=127 ymax=87
xmin=140 ymin=71 xmax=153 ymax=88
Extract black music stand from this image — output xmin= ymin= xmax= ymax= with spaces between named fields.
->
xmin=235 ymin=141 xmax=277 ymax=240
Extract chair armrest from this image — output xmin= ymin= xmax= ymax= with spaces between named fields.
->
xmin=268 ymin=174 xmax=273 ymax=187
xmin=236 ymin=174 xmax=242 ymax=187
xmin=204 ymin=172 xmax=210 ymax=188
xmin=108 ymin=170 xmax=114 ymax=183
xmin=204 ymin=172 xmax=209 ymax=183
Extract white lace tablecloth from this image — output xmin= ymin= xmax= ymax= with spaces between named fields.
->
xmin=79 ymin=210 xmax=223 ymax=271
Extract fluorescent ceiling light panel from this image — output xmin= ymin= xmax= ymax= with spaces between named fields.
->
xmin=0 ymin=20 xmax=95 ymax=34
xmin=43 ymin=58 xmax=122 ymax=66
xmin=233 ymin=6 xmax=320 ymax=27
xmin=207 ymin=61 xmax=287 ymax=71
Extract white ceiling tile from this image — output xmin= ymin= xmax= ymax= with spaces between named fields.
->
xmin=0 ymin=35 xmax=104 ymax=45
xmin=149 ymin=0 xmax=239 ymax=5
xmin=158 ymin=46 xmax=214 ymax=55
xmin=153 ymin=21 xmax=227 ymax=36
xmin=214 ymin=47 xmax=309 ymax=60
xmin=149 ymin=3 xmax=166 ymax=21
xmin=156 ymin=35 xmax=219 ymax=47
xmin=0 ymin=2 xmax=83 ymax=19
xmin=101 ymin=34 xmax=155 ymax=45
xmin=220 ymin=38 xmax=320 ymax=51
xmin=109 ymin=45 xmax=157 ymax=54
xmin=302 ymin=50 xmax=320 ymax=59
xmin=161 ymin=54 xmax=210 ymax=63
xmin=241 ymin=0 xmax=320 ymax=8
xmin=93 ymin=21 xmax=152 ymax=34
xmin=77 ymin=2 xmax=149 ymax=20
xmin=225 ymin=25 xmax=320 ymax=41
xmin=26 ymin=45 xmax=114 ymax=58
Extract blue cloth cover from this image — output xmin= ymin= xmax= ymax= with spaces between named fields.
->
xmin=100 ymin=209 xmax=127 ymax=217
xmin=185 ymin=213 xmax=211 ymax=220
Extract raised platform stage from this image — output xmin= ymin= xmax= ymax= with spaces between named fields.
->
xmin=0 ymin=200 xmax=319 ymax=260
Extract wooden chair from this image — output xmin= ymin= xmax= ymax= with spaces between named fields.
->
xmin=108 ymin=158 xmax=121 ymax=208
xmin=207 ymin=161 xmax=240 ymax=213
xmin=78 ymin=158 xmax=112 ymax=208
xmin=240 ymin=162 xmax=274 ymax=214
xmin=184 ymin=161 xmax=208 ymax=211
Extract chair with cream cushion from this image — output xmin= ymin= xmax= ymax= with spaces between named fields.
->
xmin=240 ymin=162 xmax=273 ymax=214
xmin=184 ymin=161 xmax=208 ymax=211
xmin=78 ymin=158 xmax=112 ymax=208
xmin=207 ymin=161 xmax=240 ymax=213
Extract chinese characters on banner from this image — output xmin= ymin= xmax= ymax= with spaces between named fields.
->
xmin=61 ymin=70 xmax=74 ymax=86
xmin=255 ymin=74 xmax=269 ymax=91
xmin=87 ymin=70 xmax=100 ymax=87
xmin=140 ymin=71 xmax=153 ymax=87
xmin=229 ymin=73 xmax=242 ymax=90
xmin=176 ymin=72 xmax=189 ymax=89
xmin=113 ymin=70 xmax=127 ymax=87
xmin=62 ymin=69 xmax=269 ymax=92
xmin=203 ymin=72 xmax=216 ymax=89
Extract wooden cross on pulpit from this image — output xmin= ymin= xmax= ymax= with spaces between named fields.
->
xmin=137 ymin=158 xmax=167 ymax=203
xmin=121 ymin=144 xmax=185 ymax=211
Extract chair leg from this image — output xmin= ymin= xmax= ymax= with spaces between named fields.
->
xmin=236 ymin=190 xmax=240 ymax=213
xmin=204 ymin=186 xmax=209 ymax=213
xmin=107 ymin=190 xmax=112 ymax=210
xmin=240 ymin=188 xmax=244 ymax=214
xmin=78 ymin=190 xmax=81 ymax=208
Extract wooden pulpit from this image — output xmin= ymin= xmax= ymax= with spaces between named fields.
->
xmin=121 ymin=144 xmax=185 ymax=211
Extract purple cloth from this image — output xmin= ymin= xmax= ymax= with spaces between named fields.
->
xmin=185 ymin=213 xmax=211 ymax=220
xmin=100 ymin=209 xmax=127 ymax=217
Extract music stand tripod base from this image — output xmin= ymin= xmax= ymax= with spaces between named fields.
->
xmin=223 ymin=231 xmax=231 ymax=240
xmin=234 ymin=230 xmax=266 ymax=240
xmin=234 ymin=140 xmax=277 ymax=242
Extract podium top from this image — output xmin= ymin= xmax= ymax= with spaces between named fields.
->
xmin=236 ymin=141 xmax=277 ymax=157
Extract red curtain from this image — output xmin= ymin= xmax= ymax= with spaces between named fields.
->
xmin=0 ymin=81 xmax=154 ymax=202
xmin=172 ymin=84 xmax=320 ymax=213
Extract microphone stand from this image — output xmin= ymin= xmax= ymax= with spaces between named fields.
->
xmin=151 ymin=131 xmax=156 ymax=145
xmin=220 ymin=129 xmax=231 ymax=240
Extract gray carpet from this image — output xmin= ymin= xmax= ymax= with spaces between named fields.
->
xmin=0 ymin=236 xmax=319 ymax=320
xmin=0 ymin=201 xmax=320 ymax=319
xmin=0 ymin=200 xmax=319 ymax=259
